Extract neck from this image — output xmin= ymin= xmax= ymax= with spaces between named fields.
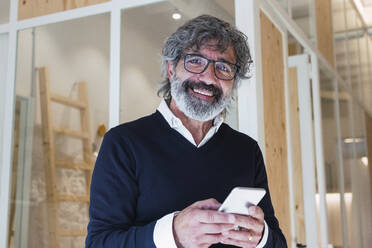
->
xmin=169 ymin=99 xmax=214 ymax=145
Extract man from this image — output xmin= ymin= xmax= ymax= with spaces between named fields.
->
xmin=86 ymin=15 xmax=287 ymax=247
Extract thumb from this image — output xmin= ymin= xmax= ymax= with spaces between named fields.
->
xmin=193 ymin=198 xmax=221 ymax=210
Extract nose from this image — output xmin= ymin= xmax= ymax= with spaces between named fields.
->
xmin=199 ymin=62 xmax=218 ymax=85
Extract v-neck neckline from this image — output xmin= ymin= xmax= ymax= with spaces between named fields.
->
xmin=153 ymin=111 xmax=226 ymax=152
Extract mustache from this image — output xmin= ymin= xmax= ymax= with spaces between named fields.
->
xmin=182 ymin=80 xmax=223 ymax=99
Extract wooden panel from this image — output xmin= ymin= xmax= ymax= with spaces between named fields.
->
xmin=260 ymin=11 xmax=292 ymax=246
xmin=18 ymin=0 xmax=109 ymax=20
xmin=315 ymin=0 xmax=335 ymax=67
xmin=365 ymin=112 xmax=372 ymax=195
xmin=288 ymin=43 xmax=297 ymax=56
xmin=289 ymin=68 xmax=306 ymax=244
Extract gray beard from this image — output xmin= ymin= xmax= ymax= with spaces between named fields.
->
xmin=170 ymin=76 xmax=234 ymax=121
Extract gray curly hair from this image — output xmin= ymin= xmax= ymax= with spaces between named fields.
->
xmin=158 ymin=14 xmax=252 ymax=99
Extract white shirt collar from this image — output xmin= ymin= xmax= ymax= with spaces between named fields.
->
xmin=157 ymin=99 xmax=224 ymax=147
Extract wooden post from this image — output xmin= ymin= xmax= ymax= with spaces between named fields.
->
xmin=315 ymin=0 xmax=335 ymax=67
xmin=260 ymin=11 xmax=292 ymax=246
xmin=289 ymin=67 xmax=306 ymax=244
xmin=78 ymin=82 xmax=94 ymax=196
xmin=38 ymin=67 xmax=59 ymax=248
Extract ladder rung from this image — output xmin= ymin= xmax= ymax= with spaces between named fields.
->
xmin=50 ymin=93 xmax=87 ymax=109
xmin=55 ymin=160 xmax=93 ymax=170
xmin=60 ymin=228 xmax=87 ymax=237
xmin=58 ymin=194 xmax=90 ymax=202
xmin=53 ymin=128 xmax=89 ymax=139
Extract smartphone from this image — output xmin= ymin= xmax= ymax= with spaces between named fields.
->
xmin=218 ymin=187 xmax=266 ymax=215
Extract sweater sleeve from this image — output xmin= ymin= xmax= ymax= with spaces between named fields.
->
xmin=86 ymin=129 xmax=156 ymax=248
xmin=253 ymin=142 xmax=288 ymax=248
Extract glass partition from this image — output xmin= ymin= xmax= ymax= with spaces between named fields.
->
xmin=318 ymin=66 xmax=344 ymax=248
xmin=344 ymin=1 xmax=364 ymax=100
xmin=291 ymin=0 xmax=316 ymax=40
xmin=338 ymin=87 xmax=361 ymax=247
xmin=8 ymin=14 xmax=110 ymax=248
xmin=332 ymin=0 xmax=349 ymax=83
xmin=120 ymin=0 xmax=239 ymax=130
xmin=0 ymin=0 xmax=10 ymax=24
xmin=349 ymin=102 xmax=372 ymax=247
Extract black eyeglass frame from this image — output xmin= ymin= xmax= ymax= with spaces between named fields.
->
xmin=183 ymin=53 xmax=238 ymax=81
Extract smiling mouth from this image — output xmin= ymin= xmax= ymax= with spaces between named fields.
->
xmin=192 ymin=88 xmax=214 ymax=97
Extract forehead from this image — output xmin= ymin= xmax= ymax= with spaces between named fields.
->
xmin=188 ymin=42 xmax=236 ymax=63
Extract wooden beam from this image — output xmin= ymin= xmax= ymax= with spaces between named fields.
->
xmin=260 ymin=11 xmax=292 ymax=246
xmin=315 ymin=0 xmax=335 ymax=67
xmin=18 ymin=0 xmax=109 ymax=20
xmin=288 ymin=67 xmax=306 ymax=244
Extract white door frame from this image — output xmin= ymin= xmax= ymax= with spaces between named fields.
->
xmin=289 ymin=54 xmax=321 ymax=247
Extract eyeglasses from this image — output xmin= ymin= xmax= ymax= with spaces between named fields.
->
xmin=183 ymin=53 xmax=238 ymax=81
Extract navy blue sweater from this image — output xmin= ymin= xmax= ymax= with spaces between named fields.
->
xmin=86 ymin=111 xmax=287 ymax=247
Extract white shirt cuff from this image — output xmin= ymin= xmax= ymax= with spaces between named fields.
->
xmin=256 ymin=220 xmax=269 ymax=248
xmin=153 ymin=212 xmax=179 ymax=248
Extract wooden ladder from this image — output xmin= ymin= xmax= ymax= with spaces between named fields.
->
xmin=38 ymin=67 xmax=93 ymax=247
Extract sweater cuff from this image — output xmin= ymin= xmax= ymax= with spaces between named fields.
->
xmin=256 ymin=220 xmax=269 ymax=248
xmin=153 ymin=212 xmax=179 ymax=248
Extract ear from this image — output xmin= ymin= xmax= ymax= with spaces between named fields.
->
xmin=167 ymin=61 xmax=175 ymax=79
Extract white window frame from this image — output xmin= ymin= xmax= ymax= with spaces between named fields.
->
xmin=0 ymin=0 xmax=367 ymax=247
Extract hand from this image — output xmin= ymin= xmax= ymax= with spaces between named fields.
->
xmin=220 ymin=206 xmax=265 ymax=248
xmin=173 ymin=198 xmax=236 ymax=248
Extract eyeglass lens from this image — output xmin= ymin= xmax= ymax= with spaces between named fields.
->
xmin=184 ymin=54 xmax=235 ymax=80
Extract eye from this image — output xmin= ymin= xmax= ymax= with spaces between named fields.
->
xmin=216 ymin=62 xmax=232 ymax=73
xmin=186 ymin=56 xmax=204 ymax=65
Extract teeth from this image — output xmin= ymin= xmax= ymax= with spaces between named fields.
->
xmin=193 ymin=88 xmax=213 ymax=96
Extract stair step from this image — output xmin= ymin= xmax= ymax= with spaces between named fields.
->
xmin=53 ymin=128 xmax=89 ymax=139
xmin=55 ymin=160 xmax=93 ymax=170
xmin=58 ymin=194 xmax=90 ymax=202
xmin=60 ymin=228 xmax=87 ymax=237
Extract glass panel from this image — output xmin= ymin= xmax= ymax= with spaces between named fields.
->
xmin=337 ymin=86 xmax=352 ymax=248
xmin=367 ymin=37 xmax=372 ymax=110
xmin=9 ymin=14 xmax=110 ymax=248
xmin=291 ymin=0 xmax=316 ymax=39
xmin=344 ymin=0 xmax=363 ymax=100
xmin=333 ymin=0 xmax=349 ymax=83
xmin=349 ymin=102 xmax=372 ymax=247
xmin=120 ymin=0 xmax=239 ymax=130
xmin=338 ymin=88 xmax=361 ymax=248
xmin=276 ymin=0 xmax=289 ymax=12
xmin=0 ymin=0 xmax=10 ymax=24
xmin=319 ymin=66 xmax=344 ymax=247
xmin=0 ymin=33 xmax=9 ymax=197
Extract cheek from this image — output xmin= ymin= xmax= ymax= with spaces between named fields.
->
xmin=221 ymin=82 xmax=234 ymax=96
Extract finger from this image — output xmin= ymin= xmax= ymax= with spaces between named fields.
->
xmin=220 ymin=236 xmax=255 ymax=248
xmin=196 ymin=209 xmax=235 ymax=224
xmin=232 ymin=214 xmax=264 ymax=233
xmin=222 ymin=230 xmax=261 ymax=243
xmin=248 ymin=206 xmax=264 ymax=220
xmin=193 ymin=198 xmax=221 ymax=210
xmin=195 ymin=234 xmax=223 ymax=244
xmin=199 ymin=223 xmax=235 ymax=234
